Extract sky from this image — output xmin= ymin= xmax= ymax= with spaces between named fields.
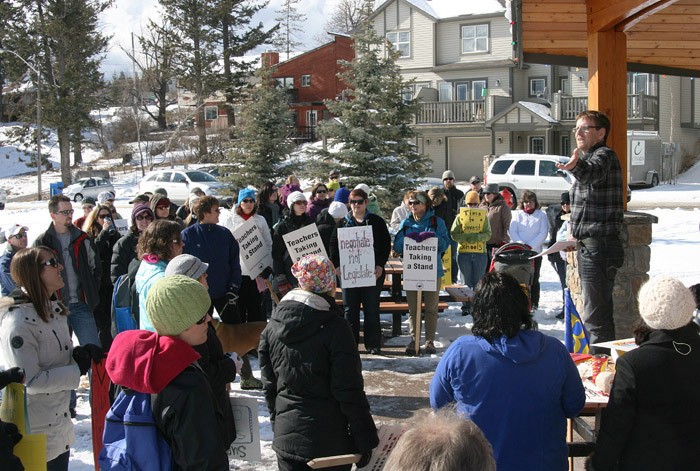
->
xmin=99 ymin=0 xmax=343 ymax=78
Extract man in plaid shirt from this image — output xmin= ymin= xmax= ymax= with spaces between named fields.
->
xmin=557 ymin=110 xmax=624 ymax=349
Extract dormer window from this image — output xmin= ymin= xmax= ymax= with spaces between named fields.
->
xmin=462 ymin=24 xmax=489 ymax=53
xmin=386 ymin=31 xmax=410 ymax=58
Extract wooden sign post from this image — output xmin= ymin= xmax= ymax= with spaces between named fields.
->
xmin=403 ymin=237 xmax=439 ymax=355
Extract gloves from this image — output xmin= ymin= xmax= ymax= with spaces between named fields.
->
xmin=1 ymin=421 xmax=22 ymax=445
xmin=261 ymin=266 xmax=273 ymax=279
xmin=406 ymin=231 xmax=436 ymax=242
xmin=0 ymin=366 xmax=24 ymax=390
xmin=72 ymin=344 xmax=105 ymax=375
xmin=225 ymin=352 xmax=244 ymax=373
xmin=356 ymin=451 xmax=372 ymax=469
xmin=226 ymin=289 xmax=239 ymax=306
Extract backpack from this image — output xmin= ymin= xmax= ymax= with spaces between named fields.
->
xmin=99 ymin=389 xmax=173 ymax=471
xmin=111 ymin=260 xmax=141 ymax=335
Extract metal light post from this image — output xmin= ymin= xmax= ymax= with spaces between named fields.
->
xmin=0 ymin=48 xmax=43 ymax=200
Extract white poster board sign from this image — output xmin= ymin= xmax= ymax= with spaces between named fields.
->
xmin=357 ymin=424 xmax=407 ymax=471
xmin=403 ymin=237 xmax=439 ymax=291
xmin=114 ymin=218 xmax=129 ymax=237
xmin=227 ymin=396 xmax=262 ymax=462
xmin=232 ymin=217 xmax=273 ymax=278
xmin=630 ymin=139 xmax=645 ymax=165
xmin=337 ymin=226 xmax=376 ymax=288
xmin=282 ymin=223 xmax=327 ymax=263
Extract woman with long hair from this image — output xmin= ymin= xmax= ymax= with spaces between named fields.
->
xmin=430 ymin=271 xmax=584 ymax=471
xmin=256 ymin=181 xmax=283 ymax=235
xmin=0 ymin=247 xmax=103 ymax=471
xmin=272 ymin=191 xmax=314 ymax=295
xmin=83 ymin=204 xmax=121 ymax=349
xmin=134 ymin=220 xmax=184 ymax=331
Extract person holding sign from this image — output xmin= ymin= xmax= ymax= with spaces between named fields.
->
xmin=272 ymin=191 xmax=314 ymax=295
xmin=451 ymin=190 xmax=491 ymax=317
xmin=330 ymin=188 xmax=391 ymax=354
xmin=225 ymin=188 xmax=273 ymax=324
xmin=393 ymin=190 xmax=450 ymax=356
xmin=259 ymin=254 xmax=378 ymax=471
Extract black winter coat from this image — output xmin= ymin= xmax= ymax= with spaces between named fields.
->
xmin=110 ymin=230 xmax=139 ymax=283
xmin=315 ymin=208 xmax=336 ymax=255
xmin=259 ymin=290 xmax=379 ymax=462
xmin=592 ymin=324 xmax=700 ymax=470
xmin=272 ymin=213 xmax=314 ymax=282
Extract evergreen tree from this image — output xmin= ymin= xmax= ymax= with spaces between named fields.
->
xmin=315 ymin=7 xmax=431 ymax=212
xmin=272 ymin=0 xmax=306 ymax=60
xmin=213 ymin=0 xmax=277 ymax=127
xmin=159 ymin=0 xmax=221 ymax=159
xmin=233 ymin=65 xmax=294 ymax=187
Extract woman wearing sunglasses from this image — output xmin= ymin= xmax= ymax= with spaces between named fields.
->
xmin=110 ymin=203 xmax=155 ymax=284
xmin=272 ymin=191 xmax=314 ymax=296
xmin=82 ymin=204 xmax=122 ymax=349
xmin=306 ymin=182 xmax=331 ymax=221
xmin=0 ymin=224 xmax=29 ymax=296
xmin=0 ymin=247 xmax=104 ymax=471
xmin=393 ymin=190 xmax=450 ymax=356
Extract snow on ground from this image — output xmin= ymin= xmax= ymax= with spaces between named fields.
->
xmin=1 ymin=120 xmax=700 ymax=469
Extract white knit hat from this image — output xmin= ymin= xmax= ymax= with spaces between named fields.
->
xmin=328 ymin=201 xmax=348 ymax=219
xmin=287 ymin=191 xmax=307 ymax=208
xmin=354 ymin=183 xmax=371 ymax=195
xmin=638 ymin=275 xmax=694 ymax=330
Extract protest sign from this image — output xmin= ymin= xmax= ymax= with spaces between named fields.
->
xmin=228 ymin=396 xmax=262 ymax=462
xmin=114 ymin=218 xmax=129 ymax=236
xmin=282 ymin=223 xmax=327 ymax=263
xmin=232 ymin=217 xmax=273 ymax=278
xmin=402 ymin=237 xmax=439 ymax=291
xmin=337 ymin=226 xmax=375 ymax=288
xmin=457 ymin=208 xmax=487 ymax=253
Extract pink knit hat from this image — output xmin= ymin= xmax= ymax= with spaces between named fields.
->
xmin=291 ymin=254 xmax=336 ymax=294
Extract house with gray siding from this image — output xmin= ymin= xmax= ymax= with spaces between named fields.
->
xmin=370 ymin=0 xmax=700 ymax=181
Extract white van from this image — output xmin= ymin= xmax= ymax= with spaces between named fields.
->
xmin=484 ymin=154 xmax=574 ymax=207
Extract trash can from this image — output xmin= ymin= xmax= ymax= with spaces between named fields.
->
xmin=49 ymin=182 xmax=64 ymax=197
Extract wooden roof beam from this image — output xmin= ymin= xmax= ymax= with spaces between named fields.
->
xmin=587 ymin=0 xmax=671 ymax=33
xmin=618 ymin=0 xmax=682 ymax=31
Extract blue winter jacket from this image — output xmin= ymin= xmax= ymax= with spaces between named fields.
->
xmin=181 ymin=223 xmax=242 ymax=299
xmin=392 ymin=208 xmax=450 ymax=278
xmin=430 ymin=330 xmax=585 ymax=471
xmin=134 ymin=259 xmax=167 ymax=332
xmin=0 ymin=248 xmax=18 ymax=296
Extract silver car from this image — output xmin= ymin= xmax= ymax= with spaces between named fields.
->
xmin=0 ymin=187 xmax=6 ymax=210
xmin=62 ymin=177 xmax=115 ymax=202
xmin=137 ymin=169 xmax=226 ymax=204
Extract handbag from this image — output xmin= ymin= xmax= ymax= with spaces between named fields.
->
xmin=0 ymin=382 xmax=48 ymax=471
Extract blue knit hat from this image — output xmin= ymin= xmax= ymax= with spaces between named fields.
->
xmin=334 ymin=187 xmax=350 ymax=204
xmin=238 ymin=187 xmax=256 ymax=202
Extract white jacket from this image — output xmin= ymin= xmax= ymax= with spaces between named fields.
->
xmin=0 ymin=298 xmax=81 ymax=461
xmin=223 ymin=210 xmax=274 ymax=278
xmin=509 ymin=209 xmax=549 ymax=252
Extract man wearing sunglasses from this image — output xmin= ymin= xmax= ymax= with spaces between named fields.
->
xmin=556 ymin=110 xmax=624 ymax=349
xmin=34 ymin=195 xmax=101 ymax=348
xmin=0 ymin=224 xmax=29 ymax=295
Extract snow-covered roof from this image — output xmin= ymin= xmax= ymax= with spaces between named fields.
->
xmin=374 ymin=0 xmax=506 ymax=20
xmin=518 ymin=101 xmax=557 ymax=123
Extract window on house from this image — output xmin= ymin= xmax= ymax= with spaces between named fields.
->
xmin=205 ymin=106 xmax=218 ymax=120
xmin=276 ymin=77 xmax=294 ymax=89
xmin=386 ymin=31 xmax=410 ymax=58
xmin=301 ymin=74 xmax=311 ymax=87
xmin=559 ymin=77 xmax=570 ymax=94
xmin=561 ymin=135 xmax=570 ymax=155
xmin=529 ymin=78 xmax=546 ymax=97
xmin=439 ymin=82 xmax=453 ymax=101
xmin=461 ymin=24 xmax=489 ymax=53
xmin=402 ymin=87 xmax=413 ymax=103
xmin=306 ymin=110 xmax=318 ymax=128
xmin=629 ymin=72 xmax=650 ymax=94
xmin=530 ymin=137 xmax=545 ymax=154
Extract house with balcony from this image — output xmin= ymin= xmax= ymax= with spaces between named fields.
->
xmin=266 ymin=33 xmax=355 ymax=143
xmin=370 ymin=0 xmax=700 ymax=180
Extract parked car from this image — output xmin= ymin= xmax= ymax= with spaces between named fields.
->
xmin=62 ymin=177 xmax=115 ymax=202
xmin=0 ymin=187 xmax=6 ymax=210
xmin=137 ymin=169 xmax=226 ymax=204
xmin=485 ymin=154 xmax=574 ymax=207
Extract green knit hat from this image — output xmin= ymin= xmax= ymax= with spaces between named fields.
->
xmin=146 ymin=275 xmax=210 ymax=336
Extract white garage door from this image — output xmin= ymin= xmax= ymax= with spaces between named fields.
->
xmin=448 ymin=136 xmax=491 ymax=181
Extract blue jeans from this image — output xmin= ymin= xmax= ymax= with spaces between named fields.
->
xmin=342 ymin=284 xmax=382 ymax=349
xmin=577 ymin=236 xmax=624 ymax=347
xmin=67 ymin=302 xmax=99 ymax=410
xmin=457 ymin=252 xmax=488 ymax=289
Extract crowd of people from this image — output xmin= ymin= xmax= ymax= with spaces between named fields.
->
xmin=0 ymin=110 xmax=698 ymax=470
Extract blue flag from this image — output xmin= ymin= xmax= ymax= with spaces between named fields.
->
xmin=564 ymin=289 xmax=590 ymax=353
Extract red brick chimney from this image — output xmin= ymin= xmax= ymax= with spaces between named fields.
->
xmin=261 ymin=51 xmax=279 ymax=67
